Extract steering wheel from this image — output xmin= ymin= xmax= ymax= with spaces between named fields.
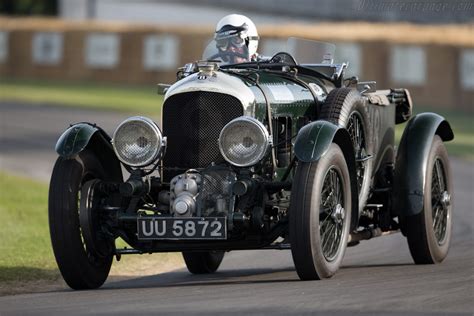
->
xmin=270 ymin=52 xmax=298 ymax=65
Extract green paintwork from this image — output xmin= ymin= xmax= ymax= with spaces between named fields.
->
xmin=293 ymin=120 xmax=340 ymax=162
xmin=393 ymin=112 xmax=454 ymax=217
xmin=364 ymin=100 xmax=396 ymax=177
xmin=274 ymin=167 xmax=289 ymax=181
xmin=245 ymin=72 xmax=318 ymax=122
xmin=55 ymin=123 xmax=100 ymax=158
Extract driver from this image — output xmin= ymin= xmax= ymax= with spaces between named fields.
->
xmin=214 ymin=14 xmax=259 ymax=64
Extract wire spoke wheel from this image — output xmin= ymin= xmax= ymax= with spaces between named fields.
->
xmin=319 ymin=88 xmax=373 ymax=213
xmin=431 ymin=158 xmax=449 ymax=245
xmin=49 ymin=150 xmax=114 ymax=289
xmin=78 ymin=175 xmax=101 ymax=266
xmin=347 ymin=112 xmax=367 ymax=192
xmin=290 ymin=143 xmax=351 ymax=280
xmin=405 ymin=135 xmax=452 ymax=264
xmin=319 ymin=168 xmax=345 ymax=262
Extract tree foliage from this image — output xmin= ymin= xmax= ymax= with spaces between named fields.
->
xmin=0 ymin=0 xmax=58 ymax=16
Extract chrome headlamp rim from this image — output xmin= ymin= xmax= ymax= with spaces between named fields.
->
xmin=112 ymin=116 xmax=164 ymax=168
xmin=218 ymin=116 xmax=271 ymax=167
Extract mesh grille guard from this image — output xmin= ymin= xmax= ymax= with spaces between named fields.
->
xmin=162 ymin=91 xmax=243 ymax=181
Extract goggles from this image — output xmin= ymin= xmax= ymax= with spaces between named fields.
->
xmin=215 ymin=34 xmax=246 ymax=50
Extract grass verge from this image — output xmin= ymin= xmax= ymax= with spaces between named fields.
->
xmin=0 ymin=171 xmax=182 ymax=296
xmin=0 ymin=78 xmax=164 ymax=115
xmin=395 ymin=106 xmax=474 ymax=161
xmin=0 ymin=172 xmax=58 ymax=282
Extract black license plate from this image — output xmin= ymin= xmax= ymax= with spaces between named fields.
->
xmin=137 ymin=217 xmax=227 ymax=240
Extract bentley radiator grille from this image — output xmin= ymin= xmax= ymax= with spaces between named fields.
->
xmin=162 ymin=91 xmax=243 ymax=181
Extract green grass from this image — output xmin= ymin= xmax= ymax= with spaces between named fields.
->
xmin=395 ymin=106 xmax=474 ymax=161
xmin=0 ymin=171 xmax=183 ymax=293
xmin=0 ymin=172 xmax=59 ymax=283
xmin=0 ymin=78 xmax=164 ymax=115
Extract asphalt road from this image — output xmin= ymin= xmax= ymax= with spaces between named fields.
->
xmin=0 ymin=102 xmax=473 ymax=315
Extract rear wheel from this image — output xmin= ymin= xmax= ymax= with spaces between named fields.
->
xmin=405 ymin=136 xmax=452 ymax=264
xmin=49 ymin=150 xmax=114 ymax=289
xmin=290 ymin=143 xmax=352 ymax=280
xmin=182 ymin=251 xmax=225 ymax=274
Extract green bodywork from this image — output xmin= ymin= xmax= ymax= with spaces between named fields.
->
xmin=237 ymin=72 xmax=326 ymax=180
xmin=248 ymin=72 xmax=319 ymax=121
xmin=55 ymin=123 xmax=103 ymax=158
xmin=294 ymin=120 xmax=339 ymax=162
xmin=55 ymin=122 xmax=123 ymax=182
xmin=393 ymin=112 xmax=454 ymax=217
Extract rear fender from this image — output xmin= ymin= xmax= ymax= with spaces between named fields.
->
xmin=294 ymin=120 xmax=359 ymax=230
xmin=393 ymin=113 xmax=454 ymax=218
xmin=55 ymin=123 xmax=122 ymax=181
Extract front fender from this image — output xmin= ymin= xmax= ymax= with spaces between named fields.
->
xmin=294 ymin=120 xmax=340 ymax=163
xmin=56 ymin=123 xmax=102 ymax=158
xmin=294 ymin=120 xmax=359 ymax=230
xmin=393 ymin=113 xmax=454 ymax=218
xmin=55 ymin=122 xmax=123 ymax=182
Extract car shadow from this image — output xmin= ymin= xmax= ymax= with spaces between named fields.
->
xmin=341 ymin=262 xmax=414 ymax=269
xmin=40 ymin=261 xmax=417 ymax=294
xmin=103 ymin=266 xmax=299 ymax=290
xmin=102 ymin=261 xmax=416 ymax=291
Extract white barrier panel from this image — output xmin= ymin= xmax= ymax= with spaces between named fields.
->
xmin=335 ymin=42 xmax=361 ymax=78
xmin=85 ymin=33 xmax=120 ymax=69
xmin=390 ymin=45 xmax=426 ymax=85
xmin=460 ymin=49 xmax=474 ymax=90
xmin=32 ymin=32 xmax=63 ymax=65
xmin=0 ymin=31 xmax=8 ymax=63
xmin=143 ymin=35 xmax=179 ymax=71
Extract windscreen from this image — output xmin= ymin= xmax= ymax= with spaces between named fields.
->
xmin=286 ymin=37 xmax=336 ymax=64
xmin=202 ymin=37 xmax=336 ymax=65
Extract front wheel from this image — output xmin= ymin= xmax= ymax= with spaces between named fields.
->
xmin=405 ymin=135 xmax=453 ymax=264
xmin=290 ymin=143 xmax=352 ymax=280
xmin=49 ymin=150 xmax=113 ymax=289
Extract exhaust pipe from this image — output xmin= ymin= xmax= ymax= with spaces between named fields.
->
xmin=349 ymin=228 xmax=399 ymax=244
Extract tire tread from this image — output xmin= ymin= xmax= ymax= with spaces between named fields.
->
xmin=49 ymin=152 xmax=113 ymax=290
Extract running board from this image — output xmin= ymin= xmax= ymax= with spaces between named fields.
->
xmin=262 ymin=243 xmax=291 ymax=250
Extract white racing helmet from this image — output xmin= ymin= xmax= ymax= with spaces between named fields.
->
xmin=214 ymin=14 xmax=259 ymax=62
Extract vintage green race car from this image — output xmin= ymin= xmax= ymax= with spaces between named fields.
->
xmin=49 ymin=38 xmax=454 ymax=289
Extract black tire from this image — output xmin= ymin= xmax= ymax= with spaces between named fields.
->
xmin=320 ymin=88 xmax=373 ymax=212
xmin=182 ymin=251 xmax=225 ymax=274
xmin=290 ymin=143 xmax=352 ymax=280
xmin=406 ymin=136 xmax=453 ymax=264
xmin=49 ymin=150 xmax=113 ymax=289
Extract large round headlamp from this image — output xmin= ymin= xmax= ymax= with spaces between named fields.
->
xmin=218 ymin=116 xmax=271 ymax=167
xmin=112 ymin=116 xmax=164 ymax=167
